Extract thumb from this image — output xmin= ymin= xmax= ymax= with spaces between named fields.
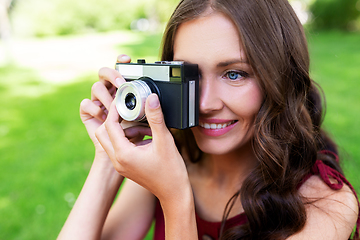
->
xmin=145 ymin=94 xmax=171 ymax=143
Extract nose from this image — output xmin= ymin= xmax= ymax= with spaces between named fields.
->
xmin=199 ymin=76 xmax=223 ymax=114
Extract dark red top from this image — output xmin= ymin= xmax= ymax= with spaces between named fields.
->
xmin=153 ymin=151 xmax=360 ymax=240
xmin=153 ymin=200 xmax=247 ymax=240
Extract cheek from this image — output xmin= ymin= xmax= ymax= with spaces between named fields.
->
xmin=229 ymin=83 xmax=263 ymax=120
xmin=248 ymin=88 xmax=263 ymax=114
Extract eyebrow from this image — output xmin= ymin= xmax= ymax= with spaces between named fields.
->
xmin=216 ymin=59 xmax=249 ymax=67
xmin=173 ymin=59 xmax=249 ymax=67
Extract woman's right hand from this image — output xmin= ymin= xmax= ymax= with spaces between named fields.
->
xmin=58 ymin=55 xmax=160 ymax=240
xmin=79 ymin=54 xmax=131 ymax=157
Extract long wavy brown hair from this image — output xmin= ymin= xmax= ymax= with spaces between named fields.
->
xmin=161 ymin=0 xmax=354 ymax=239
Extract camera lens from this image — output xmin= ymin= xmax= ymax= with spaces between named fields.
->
xmin=125 ymin=93 xmax=136 ymax=110
xmin=115 ymin=80 xmax=153 ymax=122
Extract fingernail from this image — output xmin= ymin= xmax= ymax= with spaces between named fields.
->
xmin=148 ymin=94 xmax=160 ymax=109
xmin=115 ymin=78 xmax=122 ymax=88
xmin=119 ymin=55 xmax=130 ymax=62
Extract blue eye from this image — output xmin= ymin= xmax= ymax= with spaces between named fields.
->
xmin=226 ymin=71 xmax=246 ymax=81
xmin=228 ymin=72 xmax=240 ymax=80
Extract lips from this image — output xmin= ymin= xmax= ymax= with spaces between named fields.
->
xmin=197 ymin=119 xmax=238 ymax=137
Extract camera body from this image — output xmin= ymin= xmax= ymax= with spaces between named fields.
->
xmin=115 ymin=59 xmax=199 ymax=129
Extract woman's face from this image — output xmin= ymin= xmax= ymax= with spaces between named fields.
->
xmin=173 ymin=12 xmax=264 ymax=155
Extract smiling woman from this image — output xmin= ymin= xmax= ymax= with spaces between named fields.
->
xmin=173 ymin=11 xmax=263 ymax=155
xmin=57 ymin=0 xmax=360 ymax=240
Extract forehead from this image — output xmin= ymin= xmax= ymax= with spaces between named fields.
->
xmin=173 ymin=12 xmax=247 ymax=62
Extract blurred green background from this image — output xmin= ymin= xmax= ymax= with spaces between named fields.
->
xmin=0 ymin=0 xmax=359 ymax=239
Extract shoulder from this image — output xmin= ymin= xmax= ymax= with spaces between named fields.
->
xmin=299 ymin=175 xmax=358 ymax=215
xmin=289 ymin=175 xmax=359 ymax=239
xmin=300 ymin=174 xmax=358 ymax=207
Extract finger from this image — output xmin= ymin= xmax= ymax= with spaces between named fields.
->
xmin=80 ymin=98 xmax=107 ymax=122
xmin=95 ymin=124 xmax=119 ymax=168
xmin=117 ymin=54 xmax=131 ymax=63
xmin=90 ymin=81 xmax=115 ymax=111
xmin=98 ymin=67 xmax=125 ymax=89
xmin=144 ymin=94 xmax=172 ymax=146
xmin=104 ymin=101 xmax=135 ymax=153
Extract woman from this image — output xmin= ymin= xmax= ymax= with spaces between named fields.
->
xmin=58 ymin=0 xmax=359 ymax=239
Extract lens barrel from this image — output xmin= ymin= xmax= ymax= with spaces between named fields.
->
xmin=115 ymin=80 xmax=152 ymax=121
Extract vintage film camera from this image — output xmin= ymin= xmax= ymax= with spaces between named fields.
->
xmin=115 ymin=59 xmax=199 ymax=129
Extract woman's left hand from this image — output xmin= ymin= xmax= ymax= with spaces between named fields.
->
xmin=95 ymin=93 xmax=191 ymax=203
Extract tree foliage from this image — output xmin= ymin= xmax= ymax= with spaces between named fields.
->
xmin=309 ymin=0 xmax=360 ymax=31
xmin=10 ymin=0 xmax=180 ymax=37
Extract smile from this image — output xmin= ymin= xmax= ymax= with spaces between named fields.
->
xmin=199 ymin=120 xmax=237 ymax=130
xmin=197 ymin=120 xmax=238 ymax=137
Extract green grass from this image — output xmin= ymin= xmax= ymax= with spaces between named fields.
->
xmin=0 ymin=30 xmax=359 ymax=239
xmin=0 ymin=66 xmax=96 ymax=239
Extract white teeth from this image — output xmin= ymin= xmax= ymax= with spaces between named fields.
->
xmin=199 ymin=121 xmax=235 ymax=129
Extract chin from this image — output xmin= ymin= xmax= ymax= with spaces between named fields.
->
xmin=193 ymin=135 xmax=241 ymax=156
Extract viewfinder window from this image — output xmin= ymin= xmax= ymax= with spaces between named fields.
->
xmin=171 ymin=67 xmax=181 ymax=78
